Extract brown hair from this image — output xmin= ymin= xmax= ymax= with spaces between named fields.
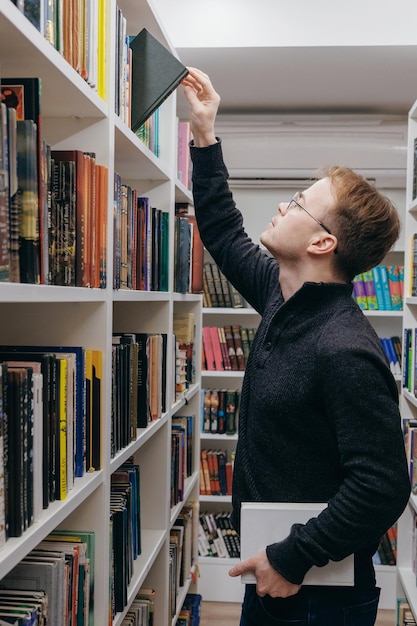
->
xmin=321 ymin=166 xmax=400 ymax=282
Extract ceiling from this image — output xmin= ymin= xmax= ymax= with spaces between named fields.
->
xmin=150 ymin=0 xmax=417 ymax=122
xmin=175 ymin=45 xmax=417 ymax=121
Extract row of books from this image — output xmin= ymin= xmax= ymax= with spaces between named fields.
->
xmin=200 ymin=448 xmax=234 ymax=497
xmin=352 ymin=265 xmax=403 ymax=311
xmin=111 ymin=333 xmax=168 ymax=458
xmin=380 ymin=335 xmax=402 ymax=376
xmin=113 ymin=187 xmax=169 ymax=291
xmin=169 ymin=509 xmax=198 ymax=620
xmin=171 ymin=416 xmax=195 ymax=508
xmin=11 ymin=0 xmax=106 ymax=97
xmin=169 ymin=505 xmax=197 ymax=618
xmin=174 ymin=206 xmax=204 ymax=295
xmin=201 ymin=388 xmax=240 ymax=435
xmin=202 ymin=325 xmax=256 ymax=372
xmin=110 ymin=461 xmax=141 ymax=617
xmin=120 ymin=587 xmax=156 ymax=626
xmin=203 ymin=261 xmax=246 ymax=309
xmin=0 ymin=528 xmax=95 ymax=625
xmin=397 ymin=598 xmax=417 ymax=626
xmin=199 ymin=511 xmax=240 ymax=559
xmin=174 ymin=311 xmax=196 ymax=398
xmin=373 ymin=525 xmax=397 ymax=566
xmin=0 ymin=345 xmax=101 ymax=544
xmin=0 ymin=78 xmax=108 ymax=287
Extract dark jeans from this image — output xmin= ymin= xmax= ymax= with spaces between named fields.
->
xmin=240 ymin=584 xmax=381 ymax=626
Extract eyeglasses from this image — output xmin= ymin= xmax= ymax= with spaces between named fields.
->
xmin=287 ymin=192 xmax=332 ymax=235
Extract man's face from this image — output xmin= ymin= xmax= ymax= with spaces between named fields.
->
xmin=259 ymin=177 xmax=336 ymax=260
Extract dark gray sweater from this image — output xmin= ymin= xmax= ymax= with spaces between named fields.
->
xmin=191 ymin=140 xmax=410 ymax=587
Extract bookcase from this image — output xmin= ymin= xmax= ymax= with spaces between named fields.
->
xmin=199 ymin=305 xmax=260 ymax=603
xmin=0 ymin=1 xmax=201 ymax=625
xmin=396 ymin=96 xmax=417 ymax=621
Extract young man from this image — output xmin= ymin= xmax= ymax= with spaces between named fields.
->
xmin=182 ymin=68 xmax=410 ymax=626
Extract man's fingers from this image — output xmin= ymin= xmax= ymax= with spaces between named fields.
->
xmin=229 ymin=558 xmax=256 ymax=578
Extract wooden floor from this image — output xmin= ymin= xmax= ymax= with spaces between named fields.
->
xmin=200 ymin=601 xmax=395 ymax=626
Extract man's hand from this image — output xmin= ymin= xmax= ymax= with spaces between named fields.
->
xmin=229 ymin=549 xmax=302 ymax=598
xmin=181 ymin=67 xmax=220 ymax=147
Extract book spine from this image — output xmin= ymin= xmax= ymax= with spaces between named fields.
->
xmin=361 ymin=271 xmax=378 ymax=309
xmin=376 ymin=265 xmax=392 ymax=310
xmin=352 ymin=275 xmax=367 ymax=309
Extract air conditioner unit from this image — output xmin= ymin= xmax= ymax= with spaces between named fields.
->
xmin=215 ymin=114 xmax=408 ymax=188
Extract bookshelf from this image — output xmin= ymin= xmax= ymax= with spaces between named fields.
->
xmin=199 ymin=304 xmax=259 ymax=602
xmin=0 ymin=1 xmax=201 ymax=625
xmin=396 ymin=96 xmax=417 ymax=621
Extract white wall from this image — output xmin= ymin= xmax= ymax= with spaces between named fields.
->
xmin=230 ymin=184 xmax=406 ymax=255
xmin=152 ymin=0 xmax=417 ymax=48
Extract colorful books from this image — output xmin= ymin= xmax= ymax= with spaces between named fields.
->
xmin=352 ymin=265 xmax=403 ymax=310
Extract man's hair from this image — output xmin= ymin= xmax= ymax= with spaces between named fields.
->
xmin=321 ymin=166 xmax=401 ymax=282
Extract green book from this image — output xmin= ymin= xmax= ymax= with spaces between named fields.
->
xmin=129 ymin=29 xmax=189 ymax=133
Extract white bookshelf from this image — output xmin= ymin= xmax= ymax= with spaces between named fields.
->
xmin=396 ymin=98 xmax=417 ymax=620
xmin=0 ymin=1 xmax=201 ymax=625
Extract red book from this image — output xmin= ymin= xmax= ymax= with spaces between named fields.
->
xmin=209 ymin=326 xmax=224 ymax=370
xmin=202 ymin=327 xmax=216 ymax=371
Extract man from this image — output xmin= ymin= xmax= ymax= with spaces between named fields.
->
xmin=182 ymin=67 xmax=410 ymax=625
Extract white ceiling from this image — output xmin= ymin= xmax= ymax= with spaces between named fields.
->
xmin=174 ymin=45 xmax=417 ymax=120
xmin=151 ymin=0 xmax=417 ymax=121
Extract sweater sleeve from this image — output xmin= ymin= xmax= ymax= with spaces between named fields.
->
xmin=190 ymin=140 xmax=279 ymax=314
xmin=265 ymin=318 xmax=410 ymax=584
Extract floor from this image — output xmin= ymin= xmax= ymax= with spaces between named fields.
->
xmin=200 ymin=601 xmax=395 ymax=626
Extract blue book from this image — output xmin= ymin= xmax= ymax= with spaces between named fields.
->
xmin=371 ymin=267 xmax=384 ymax=309
xmin=375 ymin=265 xmax=392 ymax=310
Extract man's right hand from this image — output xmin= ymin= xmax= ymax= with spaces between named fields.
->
xmin=182 ymin=67 xmax=220 ymax=147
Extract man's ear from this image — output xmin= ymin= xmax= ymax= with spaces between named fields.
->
xmin=307 ymin=233 xmax=338 ymax=256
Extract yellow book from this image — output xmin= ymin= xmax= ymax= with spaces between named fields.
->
xmin=97 ymin=0 xmax=106 ymax=99
xmin=58 ymin=357 xmax=67 ymax=500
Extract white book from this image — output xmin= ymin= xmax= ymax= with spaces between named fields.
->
xmin=240 ymin=502 xmax=354 ymax=586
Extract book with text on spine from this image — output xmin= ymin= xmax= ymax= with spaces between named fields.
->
xmin=240 ymin=502 xmax=354 ymax=586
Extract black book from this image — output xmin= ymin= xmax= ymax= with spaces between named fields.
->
xmin=129 ymin=28 xmax=189 ymax=133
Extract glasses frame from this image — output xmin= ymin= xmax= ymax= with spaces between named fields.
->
xmin=288 ymin=193 xmax=332 ymax=235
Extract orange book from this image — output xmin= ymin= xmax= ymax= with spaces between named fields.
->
xmin=96 ymin=164 xmax=108 ymax=288
xmin=200 ymin=450 xmax=211 ymax=495
xmin=207 ymin=450 xmax=218 ymax=495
